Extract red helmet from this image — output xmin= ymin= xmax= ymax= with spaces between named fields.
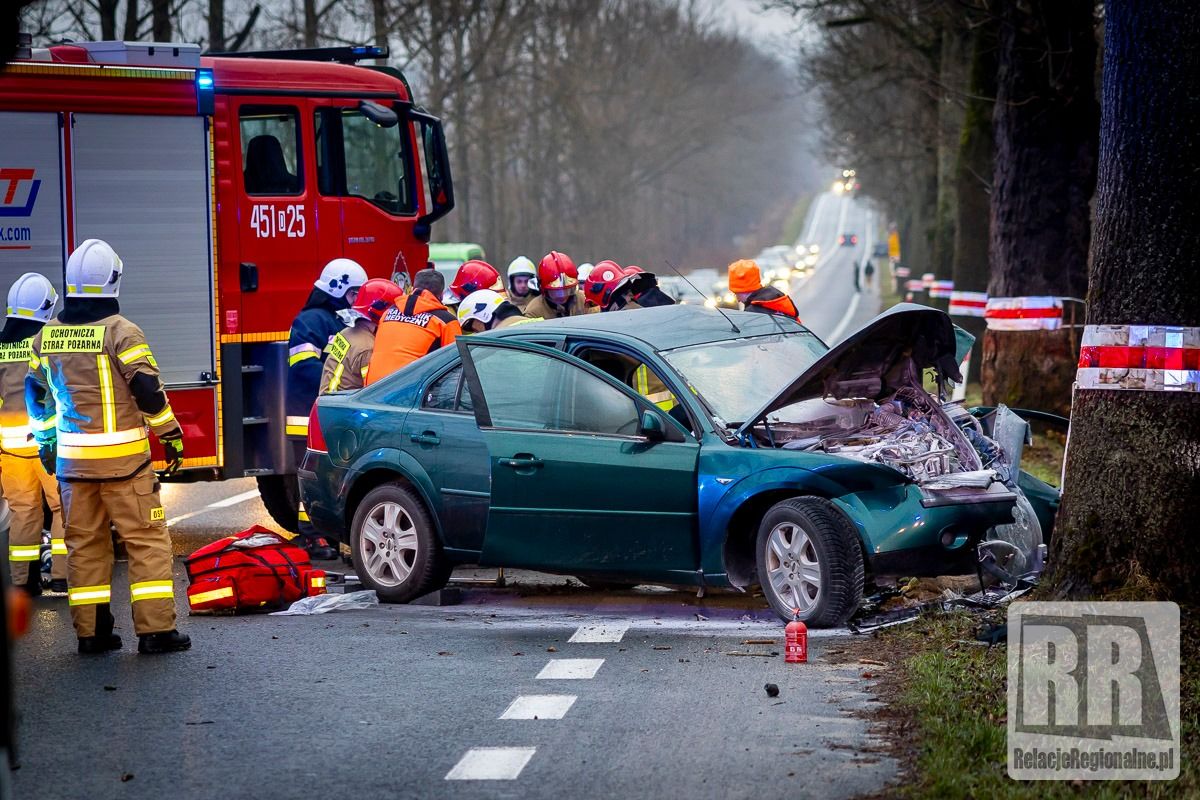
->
xmin=450 ymin=260 xmax=503 ymax=299
xmin=538 ymin=251 xmax=578 ymax=291
xmin=610 ymin=265 xmax=654 ymax=304
xmin=352 ymin=278 xmax=404 ymax=323
xmin=583 ymin=261 xmax=624 ymax=307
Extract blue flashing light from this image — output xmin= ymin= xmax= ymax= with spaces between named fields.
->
xmin=195 ymin=69 xmax=215 ymax=115
xmin=196 ymin=71 xmax=214 ymax=89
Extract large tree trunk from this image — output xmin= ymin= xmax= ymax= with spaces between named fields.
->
xmin=950 ymin=14 xmax=998 ymax=381
xmin=930 ymin=23 xmax=965 ymax=314
xmin=151 ymin=0 xmax=171 ymax=41
xmin=982 ymin=0 xmax=1098 ymax=416
xmin=208 ymin=0 xmax=226 ymax=52
xmin=97 ymin=0 xmax=119 ymax=39
xmin=123 ymin=0 xmax=140 ymax=40
xmin=1049 ymin=0 xmax=1200 ymax=602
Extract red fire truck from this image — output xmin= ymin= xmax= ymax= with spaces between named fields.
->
xmin=0 ymin=40 xmax=454 ymax=529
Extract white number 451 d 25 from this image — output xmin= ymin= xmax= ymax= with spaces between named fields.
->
xmin=250 ymin=203 xmax=306 ymax=239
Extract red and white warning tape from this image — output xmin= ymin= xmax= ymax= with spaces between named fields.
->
xmin=1077 ymin=324 xmax=1199 ymax=392
xmin=985 ymin=296 xmax=1063 ymax=331
xmin=921 ymin=272 xmax=936 ymax=288
xmin=929 ymin=280 xmax=954 ymax=299
xmin=905 ymin=279 xmax=925 ymax=293
xmin=949 ymin=290 xmax=988 ymax=317
xmin=894 ymin=265 xmax=911 ymax=278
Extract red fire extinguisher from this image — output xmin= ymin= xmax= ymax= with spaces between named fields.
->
xmin=785 ymin=608 xmax=807 ymax=663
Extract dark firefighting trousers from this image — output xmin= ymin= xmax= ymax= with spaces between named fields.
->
xmin=60 ymin=464 xmax=176 ymax=637
xmin=3 ymin=453 xmax=67 ymax=585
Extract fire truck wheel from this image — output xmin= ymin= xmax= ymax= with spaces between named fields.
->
xmin=349 ymin=482 xmax=449 ymax=603
xmin=755 ymin=497 xmax=864 ymax=628
xmin=256 ymin=475 xmax=301 ymax=533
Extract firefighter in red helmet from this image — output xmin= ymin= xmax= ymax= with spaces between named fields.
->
xmin=522 ymin=251 xmax=592 ymax=318
xmin=320 ymin=278 xmax=403 ymax=395
xmin=582 ymin=261 xmax=625 ymax=309
xmin=447 ymin=260 xmax=503 ymax=305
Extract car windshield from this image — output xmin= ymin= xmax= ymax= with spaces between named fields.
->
xmin=661 ymin=331 xmax=827 ymax=424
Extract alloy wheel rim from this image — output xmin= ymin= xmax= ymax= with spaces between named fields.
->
xmin=765 ymin=521 xmax=821 ymax=613
xmin=359 ymin=501 xmax=419 ymax=587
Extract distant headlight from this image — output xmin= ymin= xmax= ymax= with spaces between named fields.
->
xmin=805 ymin=254 xmax=818 ymax=266
xmin=723 ymin=292 xmax=736 ymax=304
xmin=704 ymin=297 xmax=718 ymax=308
xmin=809 ymin=244 xmax=820 ymax=254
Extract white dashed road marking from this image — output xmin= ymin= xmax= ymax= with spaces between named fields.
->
xmin=499 ymin=695 xmax=577 ymax=720
xmin=165 ymin=489 xmax=260 ymax=527
xmin=569 ymin=623 xmax=630 ymax=643
xmin=536 ymin=658 xmax=605 ymax=680
xmin=445 ymin=747 xmax=537 ymax=780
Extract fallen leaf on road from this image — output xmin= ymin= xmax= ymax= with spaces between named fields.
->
xmin=862 ymin=671 xmax=876 ymax=679
xmin=271 ymin=636 xmax=279 ymax=640
xmin=652 ymin=645 xmax=671 ymax=651
xmin=121 ymin=774 xmax=134 ymax=782
xmin=513 ymin=652 xmax=524 ymax=656
xmin=742 ymin=639 xmax=776 ymax=645
xmin=104 ymin=685 xmax=117 ymax=691
xmin=547 ymin=646 xmax=558 ymax=652
xmin=858 ymin=658 xmax=886 ymax=666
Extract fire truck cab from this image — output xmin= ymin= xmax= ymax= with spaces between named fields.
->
xmin=0 ymin=41 xmax=454 ymax=529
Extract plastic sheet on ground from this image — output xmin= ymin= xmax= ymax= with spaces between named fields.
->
xmin=270 ymin=590 xmax=379 ymax=616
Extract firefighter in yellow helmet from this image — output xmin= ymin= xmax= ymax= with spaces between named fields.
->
xmin=1 ymin=272 xmax=67 ymax=596
xmin=26 ymin=239 xmax=191 ymax=655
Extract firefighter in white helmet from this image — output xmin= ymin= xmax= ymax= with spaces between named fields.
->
xmin=26 ymin=239 xmax=190 ymax=654
xmin=285 ymin=258 xmax=367 ymax=559
xmin=1 ymin=272 xmax=67 ymax=596
xmin=505 ymin=256 xmax=539 ymax=313
xmin=457 ymin=290 xmax=508 ymax=334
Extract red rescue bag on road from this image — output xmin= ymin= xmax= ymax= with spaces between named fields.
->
xmin=185 ymin=526 xmax=327 ymax=614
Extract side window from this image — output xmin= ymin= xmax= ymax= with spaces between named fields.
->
xmin=471 ymin=347 xmax=640 ymax=436
xmin=342 ymin=109 xmax=412 ymax=214
xmin=423 ymin=365 xmax=461 ymax=411
xmin=240 ymin=106 xmax=302 ymax=196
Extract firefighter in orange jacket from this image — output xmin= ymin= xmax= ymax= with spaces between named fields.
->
xmin=26 ymin=239 xmax=191 ymax=655
xmin=364 ymin=270 xmax=461 ymax=386
xmin=728 ymin=259 xmax=800 ymax=321
xmin=1 ymin=273 xmax=67 ymax=596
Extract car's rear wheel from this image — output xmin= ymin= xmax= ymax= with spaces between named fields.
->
xmin=350 ymin=483 xmax=449 ymax=603
xmin=755 ymin=497 xmax=863 ymax=627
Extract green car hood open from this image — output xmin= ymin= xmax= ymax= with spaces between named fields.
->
xmin=736 ymin=304 xmax=968 ymax=437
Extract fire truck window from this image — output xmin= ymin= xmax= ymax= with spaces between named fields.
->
xmin=341 ymin=108 xmax=413 ymax=214
xmin=240 ymin=107 xmax=302 ymax=196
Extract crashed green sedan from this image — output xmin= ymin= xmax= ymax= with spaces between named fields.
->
xmin=299 ymin=304 xmax=1058 ymax=626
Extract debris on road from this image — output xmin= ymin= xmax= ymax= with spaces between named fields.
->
xmin=270 ymin=590 xmax=379 ymax=616
xmin=652 ymin=645 xmax=672 ymax=651
xmin=765 ymin=683 xmax=780 ymax=697
xmin=724 ymin=651 xmax=778 ymax=657
xmin=742 ymin=639 xmax=776 ymax=645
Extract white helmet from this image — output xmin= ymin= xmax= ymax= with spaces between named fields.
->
xmin=65 ymin=238 xmax=123 ymax=297
xmin=441 ymin=288 xmax=461 ymax=307
xmin=507 ymin=256 xmax=536 ymax=280
xmin=7 ymin=272 xmax=59 ymax=323
xmin=457 ymin=290 xmax=505 ymax=329
xmin=315 ymin=258 xmax=368 ymax=298
xmin=577 ymin=263 xmax=595 ymax=283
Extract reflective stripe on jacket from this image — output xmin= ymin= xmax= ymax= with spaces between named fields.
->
xmin=365 ymin=290 xmax=461 ymax=386
xmin=27 ymin=315 xmax=181 ymax=480
xmin=320 ymin=323 xmax=375 ymax=394
xmin=0 ymin=337 xmax=36 ymax=456
xmin=521 ymin=290 xmax=593 ymax=320
xmin=285 ymin=304 xmax=343 ymax=428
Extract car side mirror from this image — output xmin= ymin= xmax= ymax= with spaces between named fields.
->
xmin=640 ymin=410 xmax=685 ymax=443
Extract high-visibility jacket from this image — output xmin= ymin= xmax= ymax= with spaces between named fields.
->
xmin=27 ymin=313 xmax=181 ymax=480
xmin=522 ymin=290 xmax=594 ymax=320
xmin=285 ymin=296 xmax=343 ymax=438
xmin=319 ymin=323 xmax=375 ymax=394
xmin=633 ymin=365 xmax=676 ymax=412
xmin=0 ymin=335 xmax=40 ymax=456
xmin=365 ymin=289 xmax=461 ymax=386
xmin=743 ymin=286 xmax=800 ymax=321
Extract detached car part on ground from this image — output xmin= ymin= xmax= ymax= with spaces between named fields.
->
xmin=299 ymin=305 xmax=1059 ymax=626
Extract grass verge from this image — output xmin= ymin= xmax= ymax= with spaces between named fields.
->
xmin=845 ymin=610 xmax=1196 ymax=799
xmin=780 ymin=194 xmax=815 ymax=244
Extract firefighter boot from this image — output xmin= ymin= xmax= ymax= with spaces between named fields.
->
xmin=138 ymin=629 xmax=191 ymax=654
xmin=18 ymin=567 xmax=42 ymax=598
xmin=49 ymin=578 xmax=68 ymax=594
xmin=78 ymin=604 xmax=122 ymax=655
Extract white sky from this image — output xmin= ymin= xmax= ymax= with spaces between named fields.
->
xmin=712 ymin=0 xmax=800 ymax=39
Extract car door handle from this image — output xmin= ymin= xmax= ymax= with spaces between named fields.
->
xmin=410 ymin=431 xmax=441 ymax=446
xmin=499 ymin=456 xmax=544 ymax=470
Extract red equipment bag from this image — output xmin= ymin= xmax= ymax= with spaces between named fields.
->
xmin=185 ymin=526 xmax=327 ymax=614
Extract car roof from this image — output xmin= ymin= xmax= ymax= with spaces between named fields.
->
xmin=492 ymin=304 xmax=810 ymax=351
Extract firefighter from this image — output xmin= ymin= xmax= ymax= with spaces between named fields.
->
xmin=728 ymin=259 xmax=800 ymax=321
xmin=286 ymin=258 xmax=367 ymax=559
xmin=523 ymin=251 xmax=590 ymax=319
xmin=582 ymin=261 xmax=625 ymax=309
xmin=457 ymin=290 xmax=507 ymax=334
xmin=447 ymin=260 xmax=504 ymax=306
xmin=1 ymin=272 xmax=66 ymax=596
xmin=26 ymin=239 xmax=190 ymax=655
xmin=364 ymin=270 xmax=462 ymax=385
xmin=494 ymin=300 xmax=537 ymax=329
xmin=605 ymin=267 xmax=677 ymax=311
xmin=505 ymin=257 xmax=539 ymax=312
xmin=319 ymin=278 xmax=403 ymax=395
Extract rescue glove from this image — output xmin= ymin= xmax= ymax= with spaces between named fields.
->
xmin=39 ymin=441 xmax=56 ymax=475
xmin=161 ymin=436 xmax=185 ymax=477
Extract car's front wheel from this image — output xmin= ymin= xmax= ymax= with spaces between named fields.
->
xmin=756 ymin=497 xmax=864 ymax=627
xmin=350 ymin=483 xmax=449 ymax=603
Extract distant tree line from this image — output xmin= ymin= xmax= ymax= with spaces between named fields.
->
xmin=19 ymin=0 xmax=817 ymax=271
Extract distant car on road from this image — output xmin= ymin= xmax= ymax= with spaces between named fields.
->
xmin=300 ymin=305 xmax=1058 ymax=625
xmin=873 ymin=243 xmax=888 ymax=258
xmin=839 ymin=233 xmax=859 ymax=247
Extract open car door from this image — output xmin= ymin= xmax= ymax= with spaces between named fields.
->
xmin=457 ymin=338 xmax=700 ymax=582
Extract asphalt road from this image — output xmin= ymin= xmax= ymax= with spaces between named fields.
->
xmin=8 ymin=194 xmax=898 ymax=799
